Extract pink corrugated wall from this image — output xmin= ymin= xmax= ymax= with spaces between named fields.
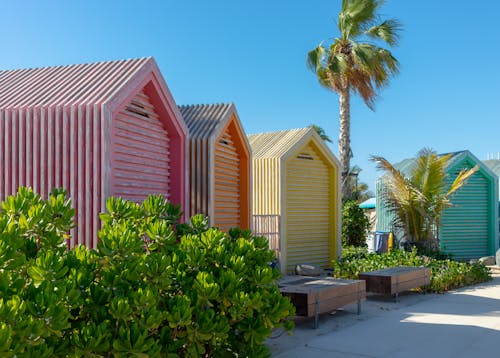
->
xmin=112 ymin=90 xmax=171 ymax=201
xmin=0 ymin=105 xmax=103 ymax=248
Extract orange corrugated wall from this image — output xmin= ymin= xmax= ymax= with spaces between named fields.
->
xmin=213 ymin=118 xmax=250 ymax=231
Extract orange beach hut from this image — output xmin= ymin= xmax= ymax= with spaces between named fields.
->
xmin=179 ymin=103 xmax=251 ymax=230
xmin=0 ymin=57 xmax=187 ymax=248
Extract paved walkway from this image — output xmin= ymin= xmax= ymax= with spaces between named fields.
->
xmin=270 ymin=274 xmax=500 ymax=357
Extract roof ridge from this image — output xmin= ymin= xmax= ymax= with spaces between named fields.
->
xmin=0 ymin=57 xmax=151 ymax=73
xmin=247 ymin=126 xmax=311 ymax=137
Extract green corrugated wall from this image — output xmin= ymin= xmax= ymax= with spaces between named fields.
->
xmin=375 ymin=179 xmax=394 ymax=233
xmin=440 ymin=162 xmax=493 ymax=259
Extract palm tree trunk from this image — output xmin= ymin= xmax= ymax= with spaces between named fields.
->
xmin=339 ymin=84 xmax=351 ymax=199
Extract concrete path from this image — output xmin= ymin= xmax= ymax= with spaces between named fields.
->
xmin=270 ymin=274 xmax=500 ymax=357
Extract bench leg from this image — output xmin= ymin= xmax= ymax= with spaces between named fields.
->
xmin=314 ymin=297 xmax=319 ymax=329
xmin=357 ymin=288 xmax=362 ymax=315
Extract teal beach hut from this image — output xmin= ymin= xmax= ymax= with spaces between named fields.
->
xmin=376 ymin=151 xmax=499 ymax=260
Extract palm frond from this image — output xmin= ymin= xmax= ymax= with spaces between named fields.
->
xmin=365 ymin=19 xmax=402 ymax=46
xmin=306 ymin=45 xmax=326 ymax=73
xmin=446 ymin=165 xmax=479 ymax=197
xmin=339 ymin=0 xmax=380 ymax=39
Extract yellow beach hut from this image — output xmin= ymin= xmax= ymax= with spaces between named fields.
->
xmin=248 ymin=127 xmax=341 ymax=273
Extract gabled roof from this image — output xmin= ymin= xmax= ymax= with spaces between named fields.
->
xmin=0 ymin=58 xmax=157 ymax=108
xmin=394 ymin=151 xmax=466 ymax=175
xmin=249 ymin=127 xmax=313 ymax=159
xmin=248 ymin=127 xmax=339 ymax=167
xmin=178 ymin=103 xmax=236 ymax=139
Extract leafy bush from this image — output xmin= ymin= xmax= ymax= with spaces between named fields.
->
xmin=0 ymin=187 xmax=294 ymax=357
xmin=333 ymin=246 xmax=491 ymax=293
xmin=341 ymin=200 xmax=370 ymax=247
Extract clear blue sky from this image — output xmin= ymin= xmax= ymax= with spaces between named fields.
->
xmin=1 ymin=0 xmax=500 ymax=193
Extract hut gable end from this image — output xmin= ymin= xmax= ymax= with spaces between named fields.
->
xmin=179 ymin=103 xmax=251 ymax=230
xmin=112 ymin=90 xmax=171 ymax=202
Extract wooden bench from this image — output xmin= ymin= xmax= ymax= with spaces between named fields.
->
xmin=358 ymin=266 xmax=431 ymax=302
xmin=279 ymin=276 xmax=366 ymax=328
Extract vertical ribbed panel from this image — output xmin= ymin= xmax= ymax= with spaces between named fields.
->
xmin=251 ymin=158 xmax=280 ymax=215
xmin=213 ymin=127 xmax=240 ymax=230
xmin=285 ymin=143 xmax=332 ymax=272
xmin=187 ymin=137 xmax=209 ymax=220
xmin=0 ymin=106 xmax=102 ymax=248
xmin=375 ymin=178 xmax=394 ymax=233
xmin=112 ymin=90 xmax=170 ymax=201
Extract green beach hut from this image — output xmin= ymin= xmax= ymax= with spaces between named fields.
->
xmin=376 ymin=150 xmax=499 ymax=260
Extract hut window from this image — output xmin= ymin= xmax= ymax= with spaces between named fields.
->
xmin=126 ymin=101 xmax=150 ymax=118
xmin=297 ymin=153 xmax=314 ymax=160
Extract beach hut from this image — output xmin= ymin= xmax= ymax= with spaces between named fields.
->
xmin=0 ymin=57 xmax=188 ymax=248
xmin=376 ymin=151 xmax=499 ymax=259
xmin=178 ymin=103 xmax=251 ymax=230
xmin=248 ymin=127 xmax=341 ymax=273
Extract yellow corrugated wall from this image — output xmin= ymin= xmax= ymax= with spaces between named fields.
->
xmin=284 ymin=142 xmax=335 ymax=272
xmin=252 ymin=158 xmax=281 ymax=215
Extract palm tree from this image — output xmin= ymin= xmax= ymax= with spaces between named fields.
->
xmin=371 ymin=148 xmax=478 ymax=250
xmin=347 ymin=165 xmax=373 ymax=202
xmin=310 ymin=124 xmax=333 ymax=143
xmin=307 ymin=0 xmax=401 ymax=198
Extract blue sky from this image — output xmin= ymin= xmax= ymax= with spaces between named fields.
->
xmin=1 ymin=0 xmax=500 ymax=192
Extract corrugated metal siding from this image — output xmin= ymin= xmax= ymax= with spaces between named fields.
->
xmin=284 ymin=143 xmax=332 ymax=272
xmin=112 ymin=90 xmax=170 ymax=201
xmin=213 ymin=128 xmax=240 ymax=230
xmin=440 ymin=169 xmax=490 ymax=259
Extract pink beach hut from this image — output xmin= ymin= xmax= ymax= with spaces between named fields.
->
xmin=0 ymin=57 xmax=187 ymax=248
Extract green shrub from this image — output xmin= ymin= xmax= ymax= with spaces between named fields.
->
xmin=0 ymin=187 xmax=294 ymax=357
xmin=341 ymin=200 xmax=370 ymax=247
xmin=333 ymin=246 xmax=491 ymax=293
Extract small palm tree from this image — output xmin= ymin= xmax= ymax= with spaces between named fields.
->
xmin=307 ymin=0 xmax=401 ymax=198
xmin=372 ymin=148 xmax=478 ymax=250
